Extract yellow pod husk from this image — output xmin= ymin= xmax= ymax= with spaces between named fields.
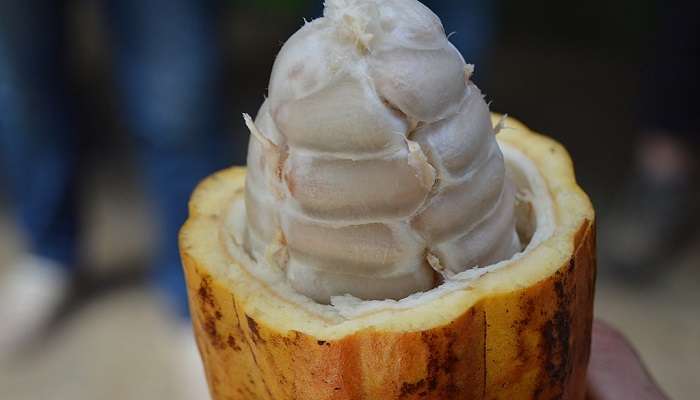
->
xmin=179 ymin=115 xmax=595 ymax=400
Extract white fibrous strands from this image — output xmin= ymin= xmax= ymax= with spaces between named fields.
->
xmin=494 ymin=114 xmax=508 ymax=135
xmin=243 ymin=0 xmax=521 ymax=303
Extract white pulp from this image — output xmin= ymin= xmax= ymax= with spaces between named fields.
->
xmin=243 ymin=0 xmax=521 ymax=303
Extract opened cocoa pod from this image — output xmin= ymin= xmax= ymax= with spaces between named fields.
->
xmin=179 ymin=1 xmax=595 ymax=399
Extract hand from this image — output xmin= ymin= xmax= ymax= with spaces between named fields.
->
xmin=587 ymin=320 xmax=669 ymax=400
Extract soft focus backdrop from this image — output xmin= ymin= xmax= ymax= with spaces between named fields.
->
xmin=1 ymin=0 xmax=698 ymax=399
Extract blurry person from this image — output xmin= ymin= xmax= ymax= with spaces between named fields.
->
xmin=0 ymin=0 xmax=227 ymax=391
xmin=602 ymin=2 xmax=699 ymax=280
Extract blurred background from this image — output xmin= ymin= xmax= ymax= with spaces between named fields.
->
xmin=0 ymin=0 xmax=698 ymax=399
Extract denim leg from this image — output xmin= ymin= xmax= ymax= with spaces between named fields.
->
xmin=640 ymin=1 xmax=700 ymax=138
xmin=421 ymin=0 xmax=497 ymax=69
xmin=0 ymin=1 xmax=78 ymax=270
xmin=105 ymin=0 xmax=228 ymax=317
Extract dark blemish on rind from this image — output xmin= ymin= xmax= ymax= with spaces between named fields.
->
xmin=228 ymin=334 xmax=242 ymax=351
xmin=513 ymin=296 xmax=537 ymax=363
xmin=204 ymin=316 xmax=225 ymax=350
xmin=416 ymin=327 xmax=465 ymax=397
xmin=444 ymin=383 xmax=459 ymax=397
xmin=443 ymin=330 xmax=459 ymax=396
xmin=442 ymin=333 xmax=459 ymax=378
xmin=535 ymin=264 xmax=575 ymax=398
xmin=317 ymin=340 xmax=330 ymax=346
xmin=246 ymin=314 xmax=265 ymax=344
xmin=521 ymin=297 xmax=536 ymax=323
xmin=533 ymin=382 xmax=544 ymax=399
xmin=421 ymin=332 xmax=440 ymax=391
xmin=197 ymin=276 xmax=216 ymax=309
xmin=399 ymin=379 xmax=426 ymax=398
xmin=197 ymin=284 xmax=231 ymax=351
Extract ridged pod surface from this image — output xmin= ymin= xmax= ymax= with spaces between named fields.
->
xmin=243 ymin=0 xmax=521 ymax=303
xmin=180 ymin=116 xmax=596 ymax=399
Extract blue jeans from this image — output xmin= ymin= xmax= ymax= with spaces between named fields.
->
xmin=640 ymin=1 xmax=700 ymax=139
xmin=425 ymin=0 xmax=496 ymax=70
xmin=0 ymin=0 xmax=228 ymax=317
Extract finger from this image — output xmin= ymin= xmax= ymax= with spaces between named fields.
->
xmin=587 ymin=320 xmax=669 ymax=400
